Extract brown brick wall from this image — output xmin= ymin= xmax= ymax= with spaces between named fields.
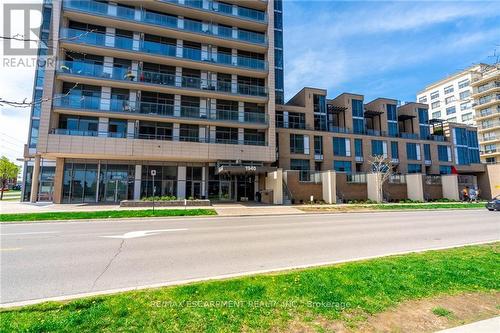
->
xmin=285 ymin=172 xmax=323 ymax=203
xmin=336 ymin=173 xmax=367 ymax=202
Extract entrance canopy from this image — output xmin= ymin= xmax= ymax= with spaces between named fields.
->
xmin=216 ymin=165 xmax=277 ymax=175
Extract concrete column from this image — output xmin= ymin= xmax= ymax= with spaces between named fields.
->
xmin=238 ymin=128 xmax=244 ymax=144
xmin=209 ymin=126 xmax=216 ymax=142
xmin=321 ymin=170 xmax=336 ymax=204
xmin=283 ymin=111 xmax=289 ymax=128
xmin=200 ymin=99 xmax=207 ymax=118
xmin=177 ymin=166 xmax=186 ymax=199
xmin=52 ymin=157 xmax=64 ymax=204
xmin=178 ymin=16 xmax=184 ymax=29
xmin=134 ymin=7 xmax=141 ymax=21
xmin=201 ymin=45 xmax=209 ymax=61
xmin=129 ymin=90 xmax=137 ymax=111
xmin=127 ymin=120 xmax=136 ymax=138
xmin=98 ymin=117 xmax=109 ymax=137
xmin=231 ymin=74 xmax=238 ymax=93
xmin=406 ymin=173 xmax=424 ymax=202
xmin=231 ymin=48 xmax=238 ymax=66
xmin=265 ymin=169 xmax=283 ymax=204
xmin=231 ymin=27 xmax=238 ymax=39
xmin=103 ymin=56 xmax=114 ymax=77
xmin=175 ymin=67 xmax=182 ymax=87
xmin=367 ymin=173 xmax=382 ymax=203
xmin=442 ymin=174 xmax=460 ymax=200
xmin=100 ymin=87 xmax=111 ymax=111
xmin=30 ymin=155 xmax=41 ymax=203
xmin=174 ymin=95 xmax=181 ymax=117
xmin=105 ymin=27 xmax=115 ymax=47
xmin=173 ymin=123 xmax=180 ymax=141
xmin=131 ymin=61 xmax=139 ymax=82
xmin=132 ymin=32 xmax=140 ymax=51
xmin=133 ymin=165 xmax=142 ymax=200
xmin=199 ymin=127 xmax=206 ymax=142
xmin=201 ymin=166 xmax=207 ymax=198
xmin=176 ymin=39 xmax=183 ymax=58
xmin=108 ymin=2 xmax=117 ymax=16
xmin=238 ymin=101 xmax=245 ymax=122
xmin=200 ymin=71 xmax=208 ymax=89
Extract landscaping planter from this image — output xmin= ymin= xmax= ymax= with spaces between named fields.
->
xmin=120 ymin=200 xmax=211 ymax=207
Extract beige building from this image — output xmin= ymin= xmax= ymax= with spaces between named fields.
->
xmin=471 ymin=64 xmax=500 ymax=164
xmin=23 ymin=0 xmax=282 ymax=203
xmin=417 ymin=64 xmax=490 ymax=126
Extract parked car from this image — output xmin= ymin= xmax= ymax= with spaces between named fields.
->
xmin=486 ymin=195 xmax=500 ymax=211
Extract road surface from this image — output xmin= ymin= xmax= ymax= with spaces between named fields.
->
xmin=1 ymin=209 xmax=499 ymax=306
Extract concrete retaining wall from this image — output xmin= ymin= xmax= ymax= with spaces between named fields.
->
xmin=121 ymin=200 xmax=211 ymax=207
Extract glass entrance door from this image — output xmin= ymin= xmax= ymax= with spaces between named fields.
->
xmin=104 ymin=179 xmax=128 ymax=202
xmin=236 ymin=175 xmax=255 ymax=201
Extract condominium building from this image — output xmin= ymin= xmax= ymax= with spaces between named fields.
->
xmin=471 ymin=64 xmax=500 ymax=164
xmin=23 ymin=0 xmax=281 ymax=203
xmin=21 ymin=1 xmax=492 ymax=204
xmin=275 ymin=87 xmax=491 ymax=203
xmin=417 ymin=64 xmax=490 ymax=126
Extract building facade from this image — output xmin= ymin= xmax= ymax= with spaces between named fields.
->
xmin=22 ymin=0 xmax=490 ymax=204
xmin=23 ymin=0 xmax=280 ymax=203
xmin=416 ymin=64 xmax=490 ymax=126
xmin=471 ymin=64 xmax=500 ymax=164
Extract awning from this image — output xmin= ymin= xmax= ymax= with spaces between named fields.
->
xmin=216 ymin=165 xmax=277 ymax=175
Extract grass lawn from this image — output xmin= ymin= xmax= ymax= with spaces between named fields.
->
xmin=0 ymin=209 xmax=217 ymax=222
xmin=300 ymin=202 xmax=486 ymax=212
xmin=1 ymin=243 xmax=498 ymax=332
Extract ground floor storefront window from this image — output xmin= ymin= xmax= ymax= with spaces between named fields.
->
xmin=62 ymin=162 xmax=134 ymax=203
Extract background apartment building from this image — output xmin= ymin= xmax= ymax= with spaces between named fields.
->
xmin=23 ymin=0 xmax=282 ymax=203
xmin=416 ymin=64 xmax=490 ymax=126
xmin=471 ymin=64 xmax=500 ymax=164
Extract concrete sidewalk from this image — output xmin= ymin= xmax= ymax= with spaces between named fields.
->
xmin=436 ymin=317 xmax=499 ymax=333
xmin=0 ymin=201 xmax=304 ymax=216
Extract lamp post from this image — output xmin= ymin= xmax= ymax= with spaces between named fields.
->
xmin=151 ymin=169 xmax=157 ymax=212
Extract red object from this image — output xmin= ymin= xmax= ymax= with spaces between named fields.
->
xmin=451 ymin=166 xmax=458 ymax=174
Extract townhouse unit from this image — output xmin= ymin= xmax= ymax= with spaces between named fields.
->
xmin=416 ymin=64 xmax=490 ymax=126
xmin=275 ymin=88 xmax=486 ymax=202
xmin=23 ymin=0 xmax=282 ymax=203
xmin=471 ymin=64 xmax=500 ymax=164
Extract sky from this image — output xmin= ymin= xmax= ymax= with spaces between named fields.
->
xmin=1 ymin=0 xmax=500 ymax=164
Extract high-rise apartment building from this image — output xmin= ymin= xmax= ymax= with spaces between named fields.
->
xmin=23 ymin=0 xmax=280 ymax=203
xmin=471 ymin=64 xmax=500 ymax=164
xmin=417 ymin=64 xmax=489 ymax=126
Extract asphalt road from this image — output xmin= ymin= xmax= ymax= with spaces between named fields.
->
xmin=1 ymin=209 xmax=499 ymax=306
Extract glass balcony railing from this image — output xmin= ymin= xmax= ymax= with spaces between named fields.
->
xmin=53 ymin=94 xmax=268 ymax=124
xmin=56 ymin=60 xmax=267 ymax=97
xmin=161 ymin=0 xmax=267 ymax=23
xmin=60 ymin=28 xmax=267 ymax=71
xmin=63 ymin=0 xmax=267 ymax=45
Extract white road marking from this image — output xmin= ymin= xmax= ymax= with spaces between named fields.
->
xmin=100 ymin=228 xmax=188 ymax=239
xmin=0 ymin=231 xmax=59 ymax=236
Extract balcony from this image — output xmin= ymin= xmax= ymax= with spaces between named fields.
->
xmin=56 ymin=60 xmax=267 ymax=98
xmin=63 ymin=0 xmax=267 ymax=46
xmin=477 ymin=107 xmax=500 ymax=120
xmin=160 ymin=0 xmax=267 ymax=24
xmin=60 ymin=28 xmax=267 ymax=72
xmin=52 ymin=94 xmax=268 ymax=125
xmin=480 ymin=148 xmax=498 ymax=155
xmin=51 ymin=128 xmax=266 ymax=146
xmin=478 ymin=121 xmax=500 ymax=131
xmin=475 ymin=81 xmax=500 ymax=94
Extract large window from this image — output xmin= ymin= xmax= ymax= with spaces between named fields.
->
xmin=438 ymin=145 xmax=450 ymax=162
xmin=386 ymin=104 xmax=397 ymax=121
xmin=314 ymin=136 xmax=323 ymax=156
xmin=424 ymin=144 xmax=431 ymax=161
xmin=333 ymin=137 xmax=350 ymax=156
xmin=352 ymin=99 xmax=364 ymax=117
xmin=391 ymin=141 xmax=399 ymax=159
xmin=354 ymin=139 xmax=363 ymax=158
xmin=439 ymin=166 xmax=452 ymax=174
xmin=290 ymin=159 xmax=310 ymax=181
xmin=141 ymin=165 xmax=177 ymax=198
xmin=371 ymin=140 xmax=385 ymax=156
xmin=406 ymin=143 xmax=420 ymax=160
xmin=333 ymin=161 xmax=352 ymax=173
xmin=407 ymin=164 xmax=422 ymax=174
xmin=290 ymin=134 xmax=306 ymax=154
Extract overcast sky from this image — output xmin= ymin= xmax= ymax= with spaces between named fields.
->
xmin=1 ymin=0 xmax=499 ymax=164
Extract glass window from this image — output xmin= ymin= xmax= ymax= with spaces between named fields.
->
xmin=314 ymin=136 xmax=323 ymax=155
xmin=439 ymin=166 xmax=452 ymax=174
xmin=371 ymin=140 xmax=384 ymax=156
xmin=446 ymin=106 xmax=456 ymax=115
xmin=418 ymin=96 xmax=427 ymax=103
xmin=352 ymin=99 xmax=364 ymax=118
xmin=432 ymin=111 xmax=441 ymax=119
xmin=461 ymin=113 xmax=473 ymax=122
xmin=406 ymin=143 xmax=418 ymax=160
xmin=353 ymin=118 xmax=364 ymax=134
xmin=458 ymin=79 xmax=469 ymax=89
xmin=290 ymin=134 xmax=305 ymax=154
xmin=333 ymin=137 xmax=349 ymax=156
xmin=408 ymin=164 xmax=422 ymax=173
xmin=431 ymin=101 xmax=440 ymax=109
xmin=354 ymin=139 xmax=363 ymax=157
xmin=424 ymin=144 xmax=431 ymax=160
xmin=438 ymin=145 xmax=449 ymax=162
xmin=333 ymin=161 xmax=352 ymax=173
xmin=386 ymin=104 xmax=397 ymax=121
xmin=388 ymin=122 xmax=398 ymax=137
xmin=459 ymin=90 xmax=470 ymax=100
xmin=444 ymin=85 xmax=454 ymax=94
xmin=445 ymin=96 xmax=455 ymax=104
xmin=391 ymin=141 xmax=399 ymax=159
xmin=430 ymin=91 xmax=439 ymax=100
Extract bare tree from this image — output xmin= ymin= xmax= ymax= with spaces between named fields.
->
xmin=368 ymin=155 xmax=394 ymax=202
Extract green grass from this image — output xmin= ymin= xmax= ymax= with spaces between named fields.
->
xmin=432 ymin=306 xmax=453 ymax=317
xmin=0 ymin=209 xmax=217 ymax=222
xmin=1 ymin=243 xmax=498 ymax=332
xmin=372 ymin=202 xmax=485 ymax=210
